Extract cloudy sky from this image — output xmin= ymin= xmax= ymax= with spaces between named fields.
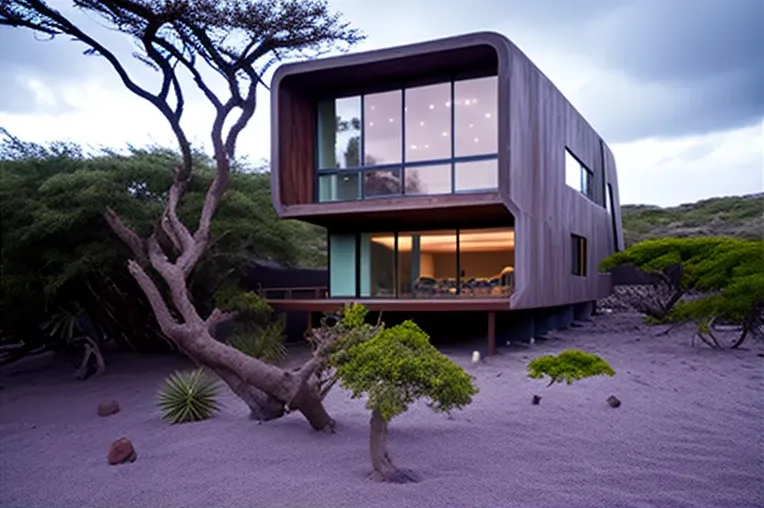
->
xmin=0 ymin=0 xmax=761 ymax=206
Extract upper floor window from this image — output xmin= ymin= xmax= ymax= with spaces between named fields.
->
xmin=316 ymin=76 xmax=498 ymax=202
xmin=565 ymin=149 xmax=594 ymax=201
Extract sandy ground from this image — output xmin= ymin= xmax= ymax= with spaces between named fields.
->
xmin=0 ymin=312 xmax=762 ymax=508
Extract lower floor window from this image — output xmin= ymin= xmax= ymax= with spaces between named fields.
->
xmin=328 ymin=227 xmax=515 ymax=298
xmin=571 ymin=234 xmax=588 ymax=276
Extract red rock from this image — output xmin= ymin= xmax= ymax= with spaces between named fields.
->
xmin=97 ymin=400 xmax=120 ymax=417
xmin=107 ymin=437 xmax=136 ymax=465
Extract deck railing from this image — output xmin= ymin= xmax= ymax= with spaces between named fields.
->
xmin=260 ymin=286 xmax=328 ymax=300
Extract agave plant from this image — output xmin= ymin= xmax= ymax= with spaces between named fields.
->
xmin=229 ymin=320 xmax=288 ymax=364
xmin=157 ymin=368 xmax=221 ymax=424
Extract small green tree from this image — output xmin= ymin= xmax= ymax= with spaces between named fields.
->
xmin=527 ymin=350 xmax=615 ymax=387
xmin=333 ymin=306 xmax=478 ymax=483
xmin=600 ymin=237 xmax=764 ymax=348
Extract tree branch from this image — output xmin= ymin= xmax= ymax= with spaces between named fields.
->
xmin=145 ymin=235 xmax=200 ymax=324
xmin=125 ymin=260 xmax=181 ymax=336
xmin=104 ymin=207 xmax=148 ymax=266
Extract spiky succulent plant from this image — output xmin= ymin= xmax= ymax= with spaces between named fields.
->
xmin=156 ymin=368 xmax=221 ymax=424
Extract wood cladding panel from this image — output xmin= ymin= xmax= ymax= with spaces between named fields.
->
xmin=275 ymin=81 xmax=315 ymax=208
xmin=503 ymin=44 xmax=619 ymax=310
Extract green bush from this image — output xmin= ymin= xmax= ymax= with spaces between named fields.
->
xmin=527 ymin=349 xmax=615 ymax=387
xmin=156 ymin=368 xmax=221 ymax=424
xmin=600 ymin=237 xmax=764 ymax=348
xmin=337 ymin=319 xmax=478 ymax=420
xmin=333 ymin=310 xmax=478 ymax=482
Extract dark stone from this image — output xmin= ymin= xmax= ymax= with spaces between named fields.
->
xmin=607 ymin=395 xmax=621 ymax=408
xmin=97 ymin=400 xmax=120 ymax=417
xmin=532 ymin=395 xmax=542 ymax=405
xmin=107 ymin=437 xmax=136 ymax=465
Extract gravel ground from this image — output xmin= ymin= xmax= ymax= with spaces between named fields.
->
xmin=1 ymin=312 xmax=762 ymax=508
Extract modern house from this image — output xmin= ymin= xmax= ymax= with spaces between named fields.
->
xmin=267 ymin=31 xmax=624 ymax=353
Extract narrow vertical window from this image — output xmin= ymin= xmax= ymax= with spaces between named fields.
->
xmin=571 ymin=234 xmax=587 ymax=276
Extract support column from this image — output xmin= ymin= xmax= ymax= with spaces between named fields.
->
xmin=573 ymin=301 xmax=595 ymax=322
xmin=533 ymin=308 xmax=556 ymax=338
xmin=487 ymin=311 xmax=496 ymax=357
xmin=557 ymin=305 xmax=575 ymax=329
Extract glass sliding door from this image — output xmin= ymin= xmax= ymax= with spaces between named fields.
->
xmin=360 ymin=233 xmax=396 ymax=297
xmin=457 ymin=228 xmax=515 ymax=297
xmin=329 ymin=233 xmax=357 ymax=297
xmin=397 ymin=230 xmax=458 ymax=298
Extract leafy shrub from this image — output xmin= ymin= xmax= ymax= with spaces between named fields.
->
xmin=600 ymin=237 xmax=764 ymax=348
xmin=156 ymin=368 xmax=221 ymax=424
xmin=338 ymin=319 xmax=478 ymax=420
xmin=527 ymin=349 xmax=615 ymax=387
xmin=334 ymin=312 xmax=478 ymax=482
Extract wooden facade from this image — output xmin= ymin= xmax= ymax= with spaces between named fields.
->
xmin=269 ymin=31 xmax=624 ymax=312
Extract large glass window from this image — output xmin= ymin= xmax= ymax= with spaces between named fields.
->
xmin=457 ymin=228 xmax=514 ymax=297
xmin=317 ymin=97 xmax=361 ymax=169
xmin=319 ymin=173 xmax=360 ymax=202
xmin=405 ymin=164 xmax=452 ymax=195
xmin=316 ymin=76 xmax=499 ymax=202
xmin=360 ymin=233 xmax=396 ymax=297
xmin=364 ymin=169 xmax=402 ymax=197
xmin=405 ymin=83 xmax=452 ymax=163
xmin=396 ymin=230 xmax=458 ymax=298
xmin=328 ymin=227 xmax=516 ymax=299
xmin=364 ymin=90 xmax=402 ymax=165
xmin=455 ymin=159 xmax=498 ymax=192
xmin=454 ymin=77 xmax=498 ymax=157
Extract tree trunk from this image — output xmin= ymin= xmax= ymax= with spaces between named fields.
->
xmin=213 ymin=366 xmax=285 ymax=421
xmin=174 ymin=326 xmax=335 ymax=431
xmin=289 ymin=378 xmax=336 ymax=433
xmin=368 ymin=409 xmax=417 ymax=483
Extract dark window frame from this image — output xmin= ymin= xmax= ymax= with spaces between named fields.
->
xmin=315 ymin=76 xmax=500 ymax=203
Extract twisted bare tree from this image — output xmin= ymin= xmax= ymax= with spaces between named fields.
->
xmin=0 ymin=0 xmax=363 ymax=431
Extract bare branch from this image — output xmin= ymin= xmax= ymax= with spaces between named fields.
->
xmin=126 ymin=260 xmax=181 ymax=336
xmin=163 ymin=166 xmax=194 ymax=251
xmin=145 ymin=235 xmax=200 ymax=324
xmin=103 ymin=207 xmax=148 ymax=266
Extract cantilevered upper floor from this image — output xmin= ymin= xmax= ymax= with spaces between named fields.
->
xmin=269 ymin=31 xmax=624 ymax=244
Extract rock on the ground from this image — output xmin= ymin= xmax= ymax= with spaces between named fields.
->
xmin=607 ymin=395 xmax=621 ymax=408
xmin=107 ymin=437 xmax=136 ymax=465
xmin=97 ymin=400 xmax=120 ymax=417
xmin=532 ymin=395 xmax=542 ymax=405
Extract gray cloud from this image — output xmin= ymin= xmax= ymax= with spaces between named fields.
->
xmin=0 ymin=4 xmax=152 ymax=115
xmin=578 ymin=0 xmax=764 ymax=141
